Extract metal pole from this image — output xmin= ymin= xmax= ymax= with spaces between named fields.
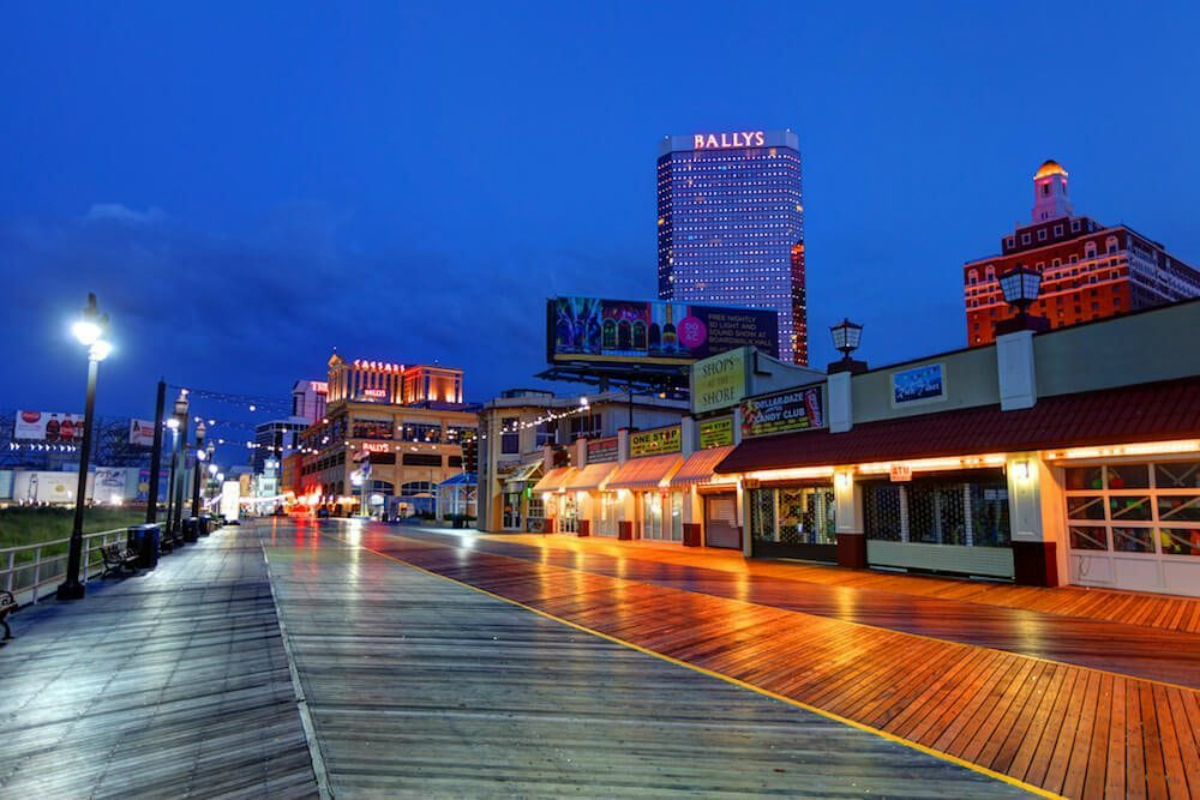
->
xmin=173 ymin=421 xmax=188 ymax=535
xmin=146 ymin=379 xmax=166 ymax=524
xmin=166 ymin=427 xmax=179 ymax=535
xmin=56 ymin=357 xmax=99 ymax=600
xmin=190 ymin=454 xmax=202 ymax=516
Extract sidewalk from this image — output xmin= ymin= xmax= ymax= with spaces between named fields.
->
xmin=0 ymin=529 xmax=316 ymax=799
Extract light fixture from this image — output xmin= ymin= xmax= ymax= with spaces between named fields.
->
xmin=830 ymin=318 xmax=863 ymax=357
xmin=1000 ymin=265 xmax=1042 ymax=312
xmin=1012 ymin=460 xmax=1032 ymax=481
xmin=208 ymin=464 xmax=218 ymax=475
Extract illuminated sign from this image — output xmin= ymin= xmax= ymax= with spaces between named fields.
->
xmin=361 ymin=442 xmax=391 ymax=454
xmin=698 ymin=418 xmax=734 ymax=449
xmin=352 ymin=360 xmax=404 ymax=372
xmin=630 ymin=426 xmax=682 ymax=458
xmin=587 ymin=437 xmax=619 ymax=464
xmin=889 ymin=464 xmax=913 ymax=483
xmin=693 ymin=131 xmax=765 ymax=150
xmin=741 ymin=387 xmax=825 ymax=439
xmin=548 ymin=297 xmax=778 ymax=367
xmin=692 ymin=348 xmax=749 ymax=414
xmin=362 ymin=388 xmax=388 ymax=399
xmin=310 ymin=381 xmax=328 ymax=394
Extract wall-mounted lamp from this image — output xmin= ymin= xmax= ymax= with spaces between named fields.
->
xmin=1012 ymin=460 xmax=1032 ymax=481
xmin=835 ymin=472 xmax=852 ymax=490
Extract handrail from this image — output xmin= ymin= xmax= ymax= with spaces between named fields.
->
xmin=0 ymin=527 xmax=136 ymax=606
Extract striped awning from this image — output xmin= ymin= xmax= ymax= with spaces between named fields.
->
xmin=606 ymin=454 xmax=683 ymax=491
xmin=532 ymin=467 xmax=575 ymax=494
xmin=563 ymin=462 xmax=617 ymax=491
xmin=670 ymin=446 xmax=736 ymax=488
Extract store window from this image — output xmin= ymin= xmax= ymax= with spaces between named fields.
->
xmin=398 ymin=422 xmax=443 ymax=443
xmin=353 ymin=418 xmax=393 ymax=440
xmin=863 ymin=472 xmax=1011 ymax=547
xmin=749 ymin=485 xmax=835 ymax=545
xmin=501 ymin=417 xmax=520 ymax=454
xmin=1064 ymin=461 xmax=1200 ymax=558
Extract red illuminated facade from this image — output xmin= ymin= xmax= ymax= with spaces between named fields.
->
xmin=964 ymin=160 xmax=1200 ymax=346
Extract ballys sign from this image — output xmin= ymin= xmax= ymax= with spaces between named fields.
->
xmin=694 ymin=131 xmax=765 ymax=150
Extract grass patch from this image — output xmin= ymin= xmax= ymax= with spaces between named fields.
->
xmin=0 ymin=506 xmax=147 ymax=550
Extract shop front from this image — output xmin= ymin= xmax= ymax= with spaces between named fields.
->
xmin=748 ymin=480 xmax=837 ymax=561
xmin=670 ymin=445 xmax=737 ymax=547
xmin=502 ymin=462 xmax=543 ymax=531
xmin=532 ymin=466 xmax=575 ymax=534
xmin=605 ymin=453 xmax=683 ymax=541
xmin=560 ymin=462 xmax=617 ymax=537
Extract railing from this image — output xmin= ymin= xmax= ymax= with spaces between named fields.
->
xmin=0 ymin=527 xmax=133 ymax=606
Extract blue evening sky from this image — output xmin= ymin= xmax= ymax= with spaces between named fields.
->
xmin=2 ymin=2 xmax=1198 ymax=437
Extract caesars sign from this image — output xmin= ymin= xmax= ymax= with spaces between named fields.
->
xmin=548 ymin=297 xmax=778 ymax=367
xmin=691 ymin=347 xmax=749 ymax=415
xmin=630 ymin=426 xmax=682 ymax=458
xmin=741 ymin=387 xmax=825 ymax=439
xmin=16 ymin=410 xmax=85 ymax=442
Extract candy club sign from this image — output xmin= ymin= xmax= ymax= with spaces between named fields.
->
xmin=693 ymin=131 xmax=766 ymax=150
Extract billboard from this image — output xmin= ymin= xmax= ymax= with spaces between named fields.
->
xmin=129 ymin=418 xmax=157 ymax=447
xmin=548 ymin=297 xmax=778 ymax=366
xmin=891 ymin=363 xmax=947 ymax=408
xmin=741 ymin=386 xmax=825 ymax=439
xmin=93 ymin=468 xmax=127 ymax=504
xmin=629 ymin=426 xmax=682 ymax=458
xmin=15 ymin=410 xmax=85 ymax=442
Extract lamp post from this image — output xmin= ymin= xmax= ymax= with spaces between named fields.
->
xmin=190 ymin=420 xmax=207 ymax=516
xmin=996 ymin=265 xmax=1050 ymax=334
xmin=827 ymin=318 xmax=867 ymax=374
xmin=56 ymin=294 xmax=111 ymax=601
xmin=170 ymin=392 xmax=190 ymax=537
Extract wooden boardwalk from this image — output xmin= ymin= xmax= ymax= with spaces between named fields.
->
xmin=340 ymin=523 xmax=1200 ymax=800
xmin=262 ymin=529 xmax=1027 ymax=798
xmin=486 ymin=532 xmax=1200 ymax=635
xmin=391 ymin=530 xmax=1200 ymax=687
xmin=0 ymin=530 xmax=317 ymax=799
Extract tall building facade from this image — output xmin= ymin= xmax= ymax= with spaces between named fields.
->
xmin=964 ymin=160 xmax=1200 ymax=345
xmin=657 ymin=130 xmax=807 ymax=364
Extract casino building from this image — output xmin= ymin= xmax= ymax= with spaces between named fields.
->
xmin=964 ymin=160 xmax=1200 ymax=345
xmin=657 ymin=130 xmax=808 ymax=364
xmin=295 ymin=354 xmax=477 ymax=516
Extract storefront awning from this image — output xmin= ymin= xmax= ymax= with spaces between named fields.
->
xmin=671 ymin=446 xmax=736 ymax=488
xmin=715 ymin=375 xmax=1200 ymax=474
xmin=563 ymin=462 xmax=617 ymax=491
xmin=503 ymin=461 xmax=543 ymax=491
xmin=532 ymin=467 xmax=575 ymax=493
xmin=606 ymin=454 xmax=683 ymax=491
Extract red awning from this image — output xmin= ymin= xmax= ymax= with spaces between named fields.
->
xmin=532 ymin=467 xmax=575 ymax=493
xmin=606 ymin=454 xmax=683 ymax=491
xmin=716 ymin=376 xmax=1200 ymax=474
xmin=563 ymin=462 xmax=617 ymax=491
xmin=671 ymin=446 xmax=736 ymax=488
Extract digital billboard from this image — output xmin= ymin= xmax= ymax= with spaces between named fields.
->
xmin=547 ymin=297 xmax=778 ymax=366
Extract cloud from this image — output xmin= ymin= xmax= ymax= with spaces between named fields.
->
xmin=82 ymin=203 xmax=167 ymax=225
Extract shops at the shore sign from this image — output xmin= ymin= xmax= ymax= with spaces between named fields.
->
xmin=740 ymin=387 xmax=825 ymax=439
xmin=630 ymin=426 xmax=682 ymax=458
xmin=691 ymin=347 xmax=749 ymax=415
xmin=699 ymin=417 xmax=734 ymax=449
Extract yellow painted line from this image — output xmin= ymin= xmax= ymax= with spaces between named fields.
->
xmin=318 ymin=528 xmax=1060 ymax=799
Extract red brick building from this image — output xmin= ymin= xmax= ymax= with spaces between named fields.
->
xmin=963 ymin=160 xmax=1200 ymax=346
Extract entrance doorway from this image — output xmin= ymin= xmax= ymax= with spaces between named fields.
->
xmin=705 ymin=493 xmax=741 ymax=549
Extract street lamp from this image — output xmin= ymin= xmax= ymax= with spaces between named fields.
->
xmin=827 ymin=318 xmax=867 ymax=375
xmin=191 ymin=420 xmax=206 ymax=516
xmin=170 ymin=391 xmax=190 ymax=538
xmin=996 ymin=265 xmax=1051 ymax=335
xmin=57 ymin=294 xmax=111 ymax=601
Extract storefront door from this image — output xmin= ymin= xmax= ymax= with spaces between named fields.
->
xmin=502 ymin=491 xmax=522 ymax=530
xmin=748 ymin=484 xmax=837 ymax=562
xmin=1064 ymin=460 xmax=1200 ymax=596
xmin=705 ymin=493 xmax=741 ymax=549
xmin=598 ymin=492 xmax=618 ymax=537
xmin=559 ymin=494 xmax=579 ymax=534
xmin=643 ymin=493 xmax=664 ymax=540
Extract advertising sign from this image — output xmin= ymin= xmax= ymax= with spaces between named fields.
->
xmin=698 ymin=418 xmax=734 ymax=449
xmin=586 ymin=437 xmax=619 ymax=464
xmin=15 ymin=410 xmax=85 ymax=442
xmin=691 ymin=347 xmax=749 ymax=414
xmin=740 ymin=387 xmax=825 ymax=439
xmin=13 ymin=471 xmax=91 ymax=504
xmin=129 ymin=418 xmax=156 ymax=447
xmin=220 ymin=481 xmax=241 ymax=522
xmin=890 ymin=464 xmax=913 ymax=483
xmin=548 ymin=297 xmax=778 ymax=366
xmin=891 ymin=363 xmax=946 ymax=407
xmin=630 ymin=426 xmax=682 ymax=458
xmin=93 ymin=468 xmax=127 ymax=504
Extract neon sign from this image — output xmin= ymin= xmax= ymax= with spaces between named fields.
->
xmin=694 ymin=131 xmax=765 ymax=150
xmin=362 ymin=442 xmax=391 ymax=454
xmin=362 ymin=388 xmax=387 ymax=399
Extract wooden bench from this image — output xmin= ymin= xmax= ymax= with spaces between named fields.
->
xmin=100 ymin=543 xmax=140 ymax=579
xmin=1 ymin=590 xmax=15 ymax=641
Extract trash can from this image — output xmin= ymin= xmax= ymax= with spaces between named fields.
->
xmin=183 ymin=516 xmax=201 ymax=543
xmin=198 ymin=515 xmax=211 ymax=537
xmin=127 ymin=523 xmax=161 ymax=570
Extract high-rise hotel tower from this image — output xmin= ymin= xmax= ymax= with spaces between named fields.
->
xmin=657 ymin=130 xmax=807 ymax=363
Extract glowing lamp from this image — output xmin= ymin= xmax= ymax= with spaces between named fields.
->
xmin=830 ymin=318 xmax=863 ymax=357
xmin=1000 ymin=266 xmax=1042 ymax=312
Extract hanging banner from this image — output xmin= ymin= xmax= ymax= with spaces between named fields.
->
xmin=698 ymin=417 xmax=734 ymax=449
xmin=15 ymin=410 xmax=85 ymax=442
xmin=630 ymin=426 xmax=682 ymax=458
xmin=740 ymin=387 xmax=825 ymax=439
xmin=129 ymin=418 xmax=156 ymax=447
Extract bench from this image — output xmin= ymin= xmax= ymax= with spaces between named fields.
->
xmin=1 ymin=590 xmax=14 ymax=641
xmin=100 ymin=544 xmax=140 ymax=579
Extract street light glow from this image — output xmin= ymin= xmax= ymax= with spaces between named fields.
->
xmin=72 ymin=320 xmax=103 ymax=346
xmin=89 ymin=340 xmax=113 ymax=362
